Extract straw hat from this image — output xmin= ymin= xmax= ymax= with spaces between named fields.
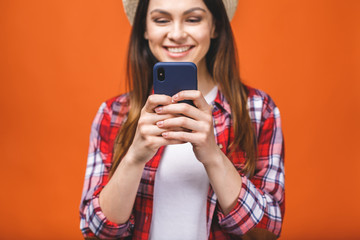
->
xmin=122 ymin=0 xmax=238 ymax=25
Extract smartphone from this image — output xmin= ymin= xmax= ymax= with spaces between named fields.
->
xmin=153 ymin=62 xmax=198 ymax=106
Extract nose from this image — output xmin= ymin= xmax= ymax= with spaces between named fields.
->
xmin=167 ymin=22 xmax=187 ymax=43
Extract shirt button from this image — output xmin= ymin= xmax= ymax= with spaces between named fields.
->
xmin=145 ymin=215 xmax=148 ymax=223
xmin=218 ymin=144 xmax=223 ymax=149
xmin=214 ymin=119 xmax=218 ymax=125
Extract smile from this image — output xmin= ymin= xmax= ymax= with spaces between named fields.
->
xmin=165 ymin=46 xmax=192 ymax=53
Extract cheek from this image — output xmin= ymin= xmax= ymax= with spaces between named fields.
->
xmin=146 ymin=28 xmax=166 ymax=48
xmin=146 ymin=30 xmax=166 ymax=60
xmin=192 ymin=31 xmax=212 ymax=51
xmin=189 ymin=26 xmax=212 ymax=43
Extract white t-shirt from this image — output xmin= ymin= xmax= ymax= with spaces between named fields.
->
xmin=149 ymin=87 xmax=218 ymax=240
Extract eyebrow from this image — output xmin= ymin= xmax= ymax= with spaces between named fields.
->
xmin=150 ymin=7 xmax=206 ymax=16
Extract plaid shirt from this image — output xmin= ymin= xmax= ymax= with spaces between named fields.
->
xmin=79 ymin=86 xmax=285 ymax=239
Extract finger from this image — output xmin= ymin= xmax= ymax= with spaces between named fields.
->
xmin=161 ymin=131 xmax=200 ymax=143
xmin=143 ymin=94 xmax=173 ymax=113
xmin=147 ymin=136 xmax=187 ymax=147
xmin=138 ymin=124 xmax=167 ymax=137
xmin=163 ymin=139 xmax=188 ymax=145
xmin=139 ymin=113 xmax=181 ymax=125
xmin=156 ymin=116 xmax=204 ymax=132
xmin=155 ymin=102 xmax=211 ymax=122
xmin=172 ymin=90 xmax=212 ymax=111
xmin=139 ymin=123 xmax=188 ymax=136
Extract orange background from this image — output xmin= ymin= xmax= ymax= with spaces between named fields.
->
xmin=0 ymin=0 xmax=359 ymax=239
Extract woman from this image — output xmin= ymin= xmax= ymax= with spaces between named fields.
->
xmin=80 ymin=0 xmax=285 ymax=239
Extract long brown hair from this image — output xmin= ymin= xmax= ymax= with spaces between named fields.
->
xmin=110 ymin=0 xmax=256 ymax=178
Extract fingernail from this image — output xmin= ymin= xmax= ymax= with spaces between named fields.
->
xmin=157 ymin=121 xmax=163 ymax=127
xmin=155 ymin=107 xmax=162 ymax=113
xmin=173 ymin=94 xmax=178 ymax=101
xmin=162 ymin=132 xmax=168 ymax=137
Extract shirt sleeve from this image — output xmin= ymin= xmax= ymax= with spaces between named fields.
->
xmin=217 ymin=100 xmax=285 ymax=237
xmin=79 ymin=102 xmax=134 ymax=239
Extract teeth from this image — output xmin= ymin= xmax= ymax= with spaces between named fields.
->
xmin=167 ymin=46 xmax=191 ymax=53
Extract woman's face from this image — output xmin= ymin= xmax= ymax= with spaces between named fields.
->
xmin=145 ymin=0 xmax=216 ymax=67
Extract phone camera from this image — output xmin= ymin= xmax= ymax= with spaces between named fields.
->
xmin=157 ymin=67 xmax=165 ymax=81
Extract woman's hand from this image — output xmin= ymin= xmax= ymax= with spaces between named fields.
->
xmin=127 ymin=94 xmax=185 ymax=165
xmin=100 ymin=94 xmax=186 ymax=224
xmin=154 ymin=90 xmax=221 ymax=165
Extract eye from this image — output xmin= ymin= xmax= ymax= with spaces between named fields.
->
xmin=186 ymin=17 xmax=202 ymax=23
xmin=153 ymin=18 xmax=170 ymax=24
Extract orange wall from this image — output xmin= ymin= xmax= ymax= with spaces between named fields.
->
xmin=0 ymin=0 xmax=359 ymax=239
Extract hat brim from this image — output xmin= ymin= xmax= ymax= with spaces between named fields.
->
xmin=122 ymin=0 xmax=238 ymax=25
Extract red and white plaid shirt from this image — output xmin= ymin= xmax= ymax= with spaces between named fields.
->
xmin=79 ymin=86 xmax=285 ymax=239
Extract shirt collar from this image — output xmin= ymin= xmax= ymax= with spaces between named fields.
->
xmin=213 ymin=89 xmax=232 ymax=115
